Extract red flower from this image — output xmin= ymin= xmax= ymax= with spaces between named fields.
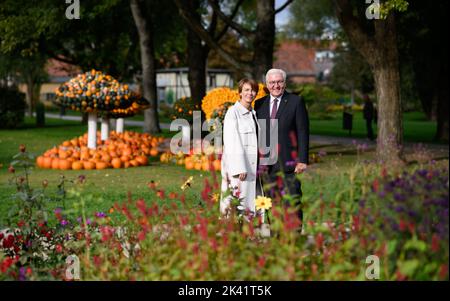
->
xmin=258 ymin=256 xmax=266 ymax=269
xmin=439 ymin=264 xmax=448 ymax=280
xmin=399 ymin=219 xmax=407 ymax=232
xmin=137 ymin=230 xmax=146 ymax=241
xmin=315 ymin=233 xmax=324 ymax=250
xmin=156 ymin=190 xmax=165 ymax=199
xmin=136 ymin=199 xmax=148 ymax=217
xmin=372 ymin=179 xmax=379 ymax=192
xmin=56 ymin=244 xmax=63 ymax=253
xmin=2 ymin=235 xmax=14 ymax=249
xmin=431 ymin=234 xmax=440 ymax=252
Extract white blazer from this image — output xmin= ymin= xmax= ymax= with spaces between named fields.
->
xmin=220 ymin=101 xmax=259 ymax=215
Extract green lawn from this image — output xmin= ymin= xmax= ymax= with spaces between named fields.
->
xmin=309 ymin=111 xmax=440 ymax=143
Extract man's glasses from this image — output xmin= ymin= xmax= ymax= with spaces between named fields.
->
xmin=268 ymin=80 xmax=285 ymax=86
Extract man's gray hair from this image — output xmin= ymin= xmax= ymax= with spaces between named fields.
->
xmin=265 ymin=69 xmax=287 ymax=83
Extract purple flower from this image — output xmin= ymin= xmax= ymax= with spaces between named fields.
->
xmin=60 ymin=219 xmax=68 ymax=226
xmin=394 ymin=193 xmax=405 ymax=202
xmin=378 ymin=191 xmax=386 ymax=198
xmin=19 ymin=267 xmax=27 ymax=281
xmin=86 ymin=218 xmax=92 ymax=225
xmin=359 ymin=199 xmax=366 ymax=208
xmin=394 ymin=206 xmax=403 ymax=213
xmin=95 ymin=212 xmax=106 ymax=218
xmin=77 ymin=217 xmax=82 ymax=224
xmin=54 ymin=208 xmax=62 ymax=214
xmin=285 ymin=160 xmax=296 ymax=167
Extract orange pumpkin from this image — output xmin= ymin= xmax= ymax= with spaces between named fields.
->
xmin=202 ymin=161 xmax=210 ymax=171
xmin=59 ymin=159 xmax=72 ymax=170
xmin=120 ymin=155 xmax=130 ymax=162
xmin=72 ymin=161 xmax=83 ymax=170
xmin=42 ymin=157 xmax=53 ymax=169
xmin=51 ymin=158 xmax=60 ymax=169
xmin=135 ymin=156 xmax=148 ymax=166
xmin=213 ymin=159 xmax=221 ymax=171
xmin=149 ymin=148 xmax=159 ymax=157
xmin=95 ymin=161 xmax=108 ymax=170
xmin=111 ymin=158 xmax=122 ymax=169
xmin=36 ymin=156 xmax=45 ymax=168
xmin=83 ymin=161 xmax=95 ymax=170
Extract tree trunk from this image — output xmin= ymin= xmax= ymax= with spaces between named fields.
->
xmin=335 ymin=2 xmax=404 ymax=163
xmin=371 ymin=17 xmax=403 ymax=163
xmin=253 ymin=0 xmax=275 ymax=81
xmin=130 ymin=0 xmax=160 ymax=134
xmin=26 ymin=76 xmax=34 ymax=117
xmin=187 ymin=0 xmax=208 ymax=107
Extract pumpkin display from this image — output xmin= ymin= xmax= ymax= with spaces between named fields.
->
xmin=36 ymin=130 xmax=165 ymax=170
xmin=53 ymin=69 xmax=149 ymax=149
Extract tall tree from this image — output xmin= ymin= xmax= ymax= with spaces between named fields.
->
xmin=397 ymin=0 xmax=449 ymax=141
xmin=174 ymin=0 xmax=244 ymax=106
xmin=130 ymin=0 xmax=160 ymax=134
xmin=334 ymin=0 xmax=409 ymax=163
xmin=175 ymin=0 xmax=293 ymax=81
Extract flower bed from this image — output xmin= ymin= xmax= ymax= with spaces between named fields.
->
xmin=1 ymin=146 xmax=448 ymax=280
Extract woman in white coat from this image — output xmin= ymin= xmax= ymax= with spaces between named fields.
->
xmin=220 ymin=78 xmax=261 ymax=218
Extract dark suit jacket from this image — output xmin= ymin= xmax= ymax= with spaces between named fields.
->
xmin=255 ymin=92 xmax=310 ymax=172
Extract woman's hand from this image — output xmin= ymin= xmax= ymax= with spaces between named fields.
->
xmin=233 ymin=173 xmax=247 ymax=181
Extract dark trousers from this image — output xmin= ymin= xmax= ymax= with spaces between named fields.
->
xmin=366 ymin=119 xmax=374 ymax=140
xmin=265 ymin=162 xmax=303 ymax=224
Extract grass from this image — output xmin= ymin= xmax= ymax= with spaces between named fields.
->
xmin=309 ymin=111 xmax=440 ymax=143
xmin=0 ymin=114 xmax=446 ymax=226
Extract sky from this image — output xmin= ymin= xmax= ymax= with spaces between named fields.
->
xmin=275 ymin=0 xmax=292 ymax=27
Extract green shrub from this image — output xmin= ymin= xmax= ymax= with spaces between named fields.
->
xmin=0 ymin=87 xmax=26 ymax=129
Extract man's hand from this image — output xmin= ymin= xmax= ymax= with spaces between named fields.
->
xmin=294 ymin=163 xmax=307 ymax=174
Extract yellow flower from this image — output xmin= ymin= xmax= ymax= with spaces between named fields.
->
xmin=255 ymin=196 xmax=272 ymax=211
xmin=201 ymin=84 xmax=267 ymax=120
xmin=211 ymin=193 xmax=220 ymax=203
xmin=181 ymin=176 xmax=194 ymax=191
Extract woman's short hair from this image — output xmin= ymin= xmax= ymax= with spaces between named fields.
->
xmin=238 ymin=78 xmax=259 ymax=94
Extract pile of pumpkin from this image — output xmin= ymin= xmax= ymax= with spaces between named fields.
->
xmin=160 ymin=149 xmax=222 ymax=172
xmin=36 ymin=131 xmax=165 ymax=170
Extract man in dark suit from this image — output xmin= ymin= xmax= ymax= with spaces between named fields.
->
xmin=254 ymin=68 xmax=309 ymax=230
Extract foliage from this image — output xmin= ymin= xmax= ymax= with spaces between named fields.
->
xmin=283 ymin=0 xmax=339 ymax=39
xmin=170 ymin=97 xmax=201 ymax=123
xmin=1 ymin=143 xmax=448 ymax=280
xmin=0 ymin=87 xmax=26 ymax=129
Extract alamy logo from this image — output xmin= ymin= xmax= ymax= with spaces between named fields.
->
xmin=65 ymin=0 xmax=80 ymax=20
xmin=65 ymin=255 xmax=80 ymax=280
xmin=365 ymin=255 xmax=380 ymax=279
xmin=365 ymin=0 xmax=380 ymax=20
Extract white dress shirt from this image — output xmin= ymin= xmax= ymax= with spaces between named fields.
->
xmin=269 ymin=93 xmax=284 ymax=117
